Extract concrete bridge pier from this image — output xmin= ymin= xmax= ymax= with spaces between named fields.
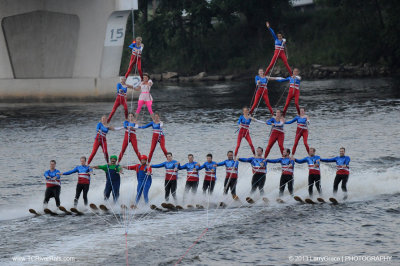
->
xmin=0 ymin=0 xmax=137 ymax=100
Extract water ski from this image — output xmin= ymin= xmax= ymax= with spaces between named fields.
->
xmin=305 ymin=198 xmax=316 ymax=204
xmin=294 ymin=196 xmax=304 ymax=203
xmin=219 ymin=202 xmax=227 ymax=208
xmin=262 ymin=197 xmax=269 ymax=204
xmin=70 ymin=208 xmax=84 ymax=215
xmin=317 ymin=198 xmax=326 ymax=203
xmin=232 ymin=194 xmax=240 ymax=201
xmin=246 ymin=197 xmax=255 ymax=204
xmin=29 ymin=209 xmax=41 ymax=216
xmin=120 ymin=204 xmax=128 ymax=210
xmin=276 ymin=198 xmax=285 ymax=204
xmin=99 ymin=204 xmax=109 ymax=212
xmin=161 ymin=203 xmax=176 ymax=210
xmin=196 ymin=204 xmax=204 ymax=209
xmin=44 ymin=208 xmax=57 ymax=216
xmin=59 ymin=206 xmax=72 ymax=215
xmin=175 ymin=205 xmax=184 ymax=210
xmin=329 ymin=198 xmax=339 ymax=205
xmin=130 ymin=204 xmax=137 ymax=209
xmin=89 ymin=203 xmax=98 ymax=210
xmin=186 ymin=204 xmax=194 ymax=209
xmin=150 ymin=204 xmax=162 ymax=211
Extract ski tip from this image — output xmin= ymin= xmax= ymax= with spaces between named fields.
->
xmin=120 ymin=204 xmax=128 ymax=210
xmin=29 ymin=209 xmax=40 ymax=215
xmin=219 ymin=202 xmax=227 ymax=208
xmin=329 ymin=197 xmax=339 ymax=204
xmin=186 ymin=204 xmax=194 ymax=209
xmin=294 ymin=196 xmax=303 ymax=202
xmin=262 ymin=197 xmax=269 ymax=204
xmin=317 ymin=198 xmax=326 ymax=203
xmin=232 ymin=194 xmax=240 ymax=201
xmin=196 ymin=204 xmax=204 ymax=209
xmin=44 ymin=208 xmax=57 ymax=215
xmin=175 ymin=205 xmax=184 ymax=210
xmin=89 ymin=203 xmax=98 ymax=210
xmin=130 ymin=204 xmax=137 ymax=209
xmin=246 ymin=197 xmax=255 ymax=204
xmin=276 ymin=198 xmax=285 ymax=204
xmin=150 ymin=204 xmax=157 ymax=210
xmin=99 ymin=204 xmax=109 ymax=211
xmin=305 ymin=198 xmax=316 ymax=204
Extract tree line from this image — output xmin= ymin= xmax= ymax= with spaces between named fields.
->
xmin=120 ymin=0 xmax=400 ymax=76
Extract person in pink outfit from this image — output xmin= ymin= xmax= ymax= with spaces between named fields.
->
xmin=134 ymin=73 xmax=154 ymax=118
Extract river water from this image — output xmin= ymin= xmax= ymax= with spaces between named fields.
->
xmin=0 ymin=78 xmax=399 ymax=265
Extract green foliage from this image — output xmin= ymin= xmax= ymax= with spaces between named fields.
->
xmin=120 ymin=0 xmax=400 ymax=75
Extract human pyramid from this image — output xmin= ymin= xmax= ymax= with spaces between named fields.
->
xmin=42 ymin=22 xmax=351 ymax=211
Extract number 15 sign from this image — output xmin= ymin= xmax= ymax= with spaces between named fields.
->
xmin=104 ymin=11 xmax=130 ymax=47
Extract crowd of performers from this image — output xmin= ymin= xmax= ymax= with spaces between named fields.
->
xmin=42 ymin=23 xmax=350 ymax=210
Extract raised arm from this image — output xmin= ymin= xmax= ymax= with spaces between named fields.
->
xmin=269 ymin=27 xmax=278 ymax=40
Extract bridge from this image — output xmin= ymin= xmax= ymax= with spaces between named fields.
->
xmin=0 ymin=0 xmax=137 ymax=100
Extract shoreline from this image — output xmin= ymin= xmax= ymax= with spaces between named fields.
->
xmin=150 ymin=63 xmax=394 ymax=82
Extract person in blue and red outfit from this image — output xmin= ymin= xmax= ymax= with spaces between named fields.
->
xmin=264 ymin=21 xmax=292 ymax=76
xmin=107 ymin=77 xmax=133 ymax=123
xmin=271 ymin=68 xmax=302 ymax=116
xmin=60 ymin=156 xmax=92 ymax=207
xmin=254 ymin=110 xmax=285 ymax=158
xmin=178 ymin=154 xmax=201 ymax=197
xmin=123 ymin=155 xmax=152 ymax=205
xmin=266 ymin=148 xmax=295 ymax=197
xmin=285 ymin=107 xmax=310 ymax=155
xmin=151 ymin=152 xmax=179 ymax=202
xmin=43 ymin=160 xmax=62 ymax=208
xmin=235 ymin=107 xmax=255 ymax=159
xmin=239 ymin=147 xmax=268 ymax=195
xmin=250 ymin=68 xmax=274 ymax=115
xmin=138 ymin=113 xmax=168 ymax=163
xmin=198 ymin=154 xmax=217 ymax=195
xmin=321 ymin=147 xmax=351 ymax=199
xmin=125 ymin=36 xmax=144 ymax=79
xmin=294 ymin=148 xmax=321 ymax=197
xmin=215 ymin=151 xmax=239 ymax=197
xmin=118 ymin=113 xmax=141 ymax=163
xmin=87 ymin=115 xmax=115 ymax=165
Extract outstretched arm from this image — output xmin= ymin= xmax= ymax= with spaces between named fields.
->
xmin=138 ymin=122 xmax=153 ymax=129
xmin=285 ymin=116 xmax=298 ymax=124
xmin=266 ymin=158 xmax=281 ymax=163
xmin=151 ymin=162 xmax=166 ymax=168
xmin=275 ymin=77 xmax=290 ymax=83
xmin=295 ymin=157 xmax=307 ymax=164
xmin=320 ymin=157 xmax=337 ymax=163
xmin=62 ymin=167 xmax=78 ymax=175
